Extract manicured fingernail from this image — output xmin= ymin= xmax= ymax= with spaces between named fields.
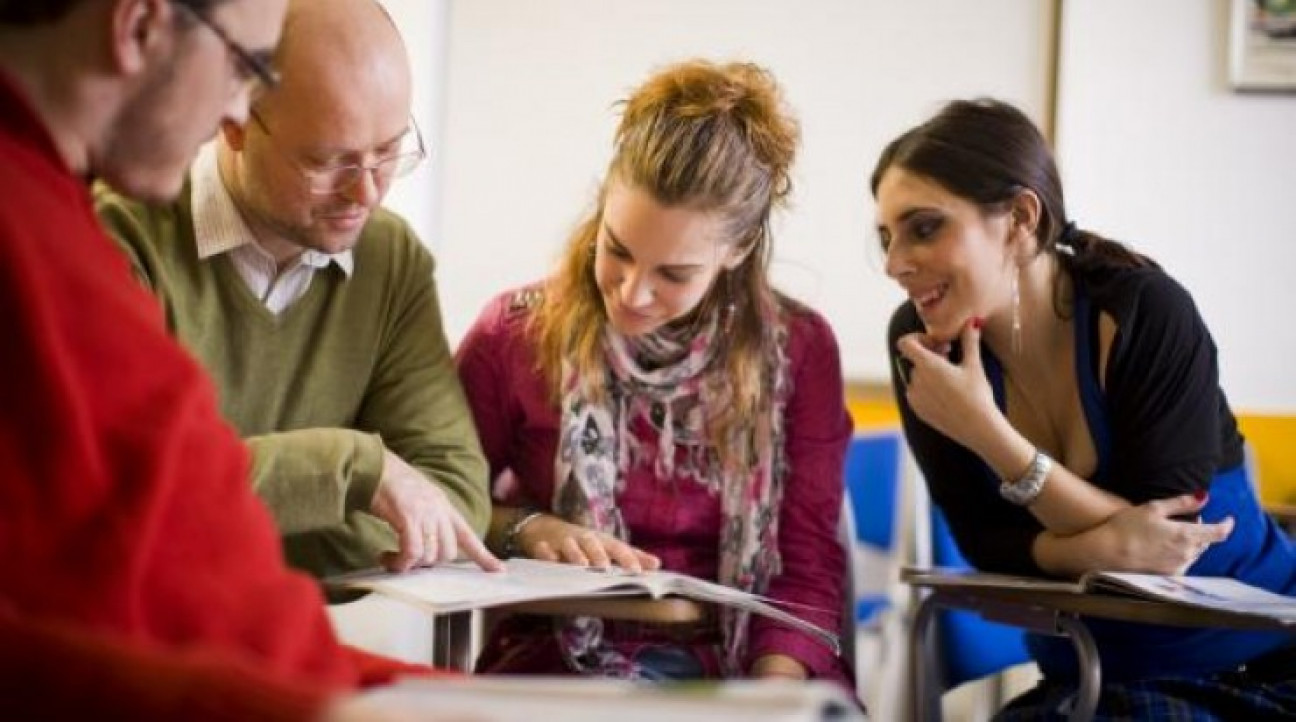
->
xmin=971 ymin=317 xmax=984 ymax=330
xmin=1193 ymin=490 xmax=1208 ymax=502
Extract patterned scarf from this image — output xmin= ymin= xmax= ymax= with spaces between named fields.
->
xmin=552 ymin=302 xmax=790 ymax=677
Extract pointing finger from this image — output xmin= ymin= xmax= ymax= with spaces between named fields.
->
xmin=455 ymin=516 xmax=504 ymax=572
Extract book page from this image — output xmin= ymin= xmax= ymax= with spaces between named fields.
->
xmin=328 ymin=559 xmax=838 ymax=652
xmin=1090 ymin=573 xmax=1296 ymax=622
xmin=328 ymin=559 xmax=665 ymax=614
xmin=662 ymin=574 xmax=840 ymax=652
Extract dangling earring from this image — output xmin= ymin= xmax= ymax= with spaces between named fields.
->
xmin=722 ymin=271 xmax=737 ymax=334
xmin=1011 ymin=267 xmax=1022 ymax=355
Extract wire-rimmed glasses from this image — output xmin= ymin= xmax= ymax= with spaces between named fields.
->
xmin=250 ymin=110 xmax=427 ymax=196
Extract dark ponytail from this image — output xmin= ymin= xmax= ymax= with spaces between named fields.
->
xmin=1056 ymin=221 xmax=1158 ymax=274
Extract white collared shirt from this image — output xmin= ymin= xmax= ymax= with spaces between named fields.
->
xmin=189 ymin=143 xmax=353 ymax=315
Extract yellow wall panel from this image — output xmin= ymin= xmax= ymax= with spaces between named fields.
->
xmin=1236 ymin=415 xmax=1296 ymax=506
xmin=848 ymin=390 xmax=1295 ymax=506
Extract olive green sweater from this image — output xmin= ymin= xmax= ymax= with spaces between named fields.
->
xmin=95 ymin=186 xmax=489 ymax=576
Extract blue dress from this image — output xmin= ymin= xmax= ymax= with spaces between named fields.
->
xmin=888 ymin=262 xmax=1296 ymax=719
xmin=989 ymin=281 xmax=1296 ymax=720
xmin=1009 ymin=285 xmax=1296 ymax=682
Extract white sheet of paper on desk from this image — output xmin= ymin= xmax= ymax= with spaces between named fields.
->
xmin=1092 ymin=572 xmax=1296 ymax=621
xmin=903 ymin=566 xmax=1296 ymax=625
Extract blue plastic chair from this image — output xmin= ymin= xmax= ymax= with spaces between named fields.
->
xmin=841 ymin=431 xmax=911 ymax=717
xmin=929 ymin=503 xmax=1032 ymax=690
xmin=843 ymin=432 xmax=904 ymax=627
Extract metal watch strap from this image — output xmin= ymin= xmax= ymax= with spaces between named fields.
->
xmin=999 ymin=449 xmax=1053 ymax=506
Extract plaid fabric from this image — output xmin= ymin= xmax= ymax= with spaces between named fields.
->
xmin=996 ymin=672 xmax=1296 ymax=721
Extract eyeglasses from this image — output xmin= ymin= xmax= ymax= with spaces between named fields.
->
xmin=250 ymin=110 xmax=427 ymax=196
xmin=171 ymin=1 xmax=280 ymax=94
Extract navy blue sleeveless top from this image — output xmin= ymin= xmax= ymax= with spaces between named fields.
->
xmin=984 ymin=284 xmax=1296 ymax=682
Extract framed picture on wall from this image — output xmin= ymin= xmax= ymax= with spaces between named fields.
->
xmin=1230 ymin=0 xmax=1296 ymax=90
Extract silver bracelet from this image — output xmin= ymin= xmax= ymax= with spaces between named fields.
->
xmin=999 ymin=449 xmax=1053 ymax=506
xmin=501 ymin=508 xmax=545 ymax=558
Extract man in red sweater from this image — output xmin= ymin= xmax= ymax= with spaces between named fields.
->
xmin=0 ymin=1 xmax=436 ymax=719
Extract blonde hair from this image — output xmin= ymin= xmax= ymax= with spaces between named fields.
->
xmin=531 ymin=59 xmax=800 ymax=472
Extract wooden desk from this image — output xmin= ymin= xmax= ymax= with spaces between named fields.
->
xmin=905 ymin=572 xmax=1296 ymax=722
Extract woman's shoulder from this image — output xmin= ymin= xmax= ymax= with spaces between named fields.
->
xmin=462 ymin=282 xmax=546 ymax=352
xmin=774 ymin=295 xmax=849 ymax=373
xmin=1081 ymin=264 xmax=1200 ymax=328
xmin=776 ymin=294 xmax=836 ymax=341
xmin=477 ymin=282 xmax=545 ymax=324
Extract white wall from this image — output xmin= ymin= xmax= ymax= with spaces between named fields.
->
xmin=1055 ymin=0 xmax=1296 ymax=412
xmin=382 ymin=0 xmax=1296 ymax=412
xmin=418 ymin=0 xmax=1052 ymax=382
xmin=376 ymin=0 xmax=448 ymax=253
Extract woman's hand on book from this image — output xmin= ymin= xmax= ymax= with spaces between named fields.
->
xmin=520 ymin=515 xmax=661 ymax=574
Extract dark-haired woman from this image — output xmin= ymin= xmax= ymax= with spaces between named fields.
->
xmin=874 ymin=98 xmax=1296 ymax=720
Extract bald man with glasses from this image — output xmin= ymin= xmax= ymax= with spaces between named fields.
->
xmin=97 ymin=0 xmax=498 ymax=580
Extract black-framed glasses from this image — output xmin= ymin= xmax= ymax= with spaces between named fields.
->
xmin=250 ymin=110 xmax=427 ymax=196
xmin=171 ymin=1 xmax=280 ymax=93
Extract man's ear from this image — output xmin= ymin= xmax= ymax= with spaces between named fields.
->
xmin=110 ymin=0 xmax=171 ymax=76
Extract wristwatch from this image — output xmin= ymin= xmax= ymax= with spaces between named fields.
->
xmin=999 ymin=449 xmax=1053 ymax=506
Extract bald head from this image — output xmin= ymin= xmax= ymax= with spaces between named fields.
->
xmin=216 ymin=0 xmax=418 ymax=260
xmin=259 ymin=0 xmax=411 ymax=132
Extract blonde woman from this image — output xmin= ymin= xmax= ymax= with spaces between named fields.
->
xmin=456 ymin=59 xmax=852 ymax=687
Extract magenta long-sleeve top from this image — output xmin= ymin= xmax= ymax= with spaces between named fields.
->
xmin=455 ymin=287 xmax=853 ymax=684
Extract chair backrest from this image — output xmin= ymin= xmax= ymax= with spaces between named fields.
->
xmin=841 ymin=431 xmax=908 ymax=624
xmin=909 ymin=463 xmax=1030 ymax=690
xmin=843 ymin=431 xmax=903 ymax=553
xmin=839 ymin=430 xmax=910 ymax=713
xmin=927 ymin=503 xmax=1032 ymax=688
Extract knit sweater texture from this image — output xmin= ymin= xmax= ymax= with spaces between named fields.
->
xmin=96 ymin=183 xmax=489 ymax=575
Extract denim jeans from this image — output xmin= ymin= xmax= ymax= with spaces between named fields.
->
xmin=633 ymin=644 xmax=706 ymax=681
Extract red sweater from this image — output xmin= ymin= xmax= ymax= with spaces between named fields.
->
xmin=0 ymin=74 xmax=426 ymax=718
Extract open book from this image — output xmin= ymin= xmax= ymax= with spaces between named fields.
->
xmin=362 ymin=675 xmax=865 ymax=722
xmin=902 ymin=566 xmax=1296 ymax=625
xmin=329 ymin=558 xmax=839 ymax=653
